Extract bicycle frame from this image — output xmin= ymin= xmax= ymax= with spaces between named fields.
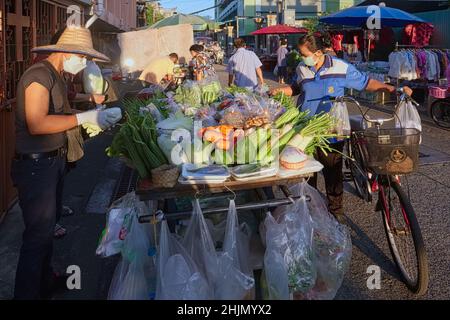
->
xmin=340 ymin=93 xmax=418 ymax=229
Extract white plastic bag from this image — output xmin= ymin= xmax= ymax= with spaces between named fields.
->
xmin=108 ymin=213 xmax=156 ymax=300
xmin=298 ymin=182 xmax=352 ymax=300
xmin=263 ymin=213 xmax=290 ymax=300
xmin=395 ymin=100 xmax=422 ymax=132
xmin=156 ymin=221 xmax=210 ymax=300
xmin=96 ymin=192 xmax=142 ymax=258
xmin=182 ymin=200 xmax=219 ymax=290
xmin=329 ymin=101 xmax=351 ymax=137
xmin=264 ymin=196 xmax=316 ymax=299
xmin=83 ymin=61 xmax=105 ymax=95
xmin=215 ymin=200 xmax=255 ymax=300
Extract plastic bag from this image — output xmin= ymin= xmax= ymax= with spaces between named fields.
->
xmin=182 ymin=200 xmax=219 ymax=291
xmin=96 ymin=192 xmax=143 ymax=258
xmin=215 ymin=200 xmax=255 ymax=300
xmin=264 ymin=196 xmax=316 ymax=299
xmin=83 ymin=61 xmax=105 ymax=95
xmin=298 ymin=182 xmax=352 ymax=300
xmin=140 ymin=103 xmax=164 ymax=123
xmin=108 ymin=212 xmax=157 ymax=300
xmin=195 ymin=106 xmax=219 ymax=128
xmin=156 ymin=221 xmax=211 ymax=300
xmin=263 ymin=213 xmax=290 ymax=300
xmin=329 ymin=101 xmax=351 ymax=137
xmin=273 ymin=65 xmax=279 ymax=77
xmin=395 ymin=100 xmax=422 ymax=132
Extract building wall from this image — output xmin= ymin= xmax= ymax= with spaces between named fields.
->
xmin=103 ymin=0 xmax=137 ymax=31
xmin=324 ymin=0 xmax=365 ymax=13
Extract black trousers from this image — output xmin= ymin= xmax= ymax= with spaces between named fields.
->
xmin=278 ymin=66 xmax=288 ymax=81
xmin=309 ymin=141 xmax=345 ymax=216
xmin=11 ymin=155 xmax=66 ymax=300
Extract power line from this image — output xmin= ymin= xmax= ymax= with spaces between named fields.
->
xmin=189 ymin=4 xmax=221 ymax=15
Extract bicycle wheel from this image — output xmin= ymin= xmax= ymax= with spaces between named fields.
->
xmin=430 ymin=99 xmax=450 ymax=129
xmin=348 ymin=134 xmax=372 ymax=202
xmin=379 ymin=177 xmax=429 ymax=295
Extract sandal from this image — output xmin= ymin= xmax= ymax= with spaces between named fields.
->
xmin=54 ymin=224 xmax=67 ymax=239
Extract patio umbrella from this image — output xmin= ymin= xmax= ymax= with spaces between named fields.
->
xmin=251 ymin=25 xmax=309 ymax=35
xmin=148 ymin=14 xmax=210 ymax=31
xmin=319 ymin=5 xmax=427 ymax=28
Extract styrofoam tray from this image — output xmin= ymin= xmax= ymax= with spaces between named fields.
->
xmin=231 ymin=164 xmax=278 ymax=179
xmin=232 ymin=167 xmax=279 ymax=181
xmin=178 ymin=176 xmax=228 ymax=185
xmin=277 ymin=158 xmax=324 ymax=178
xmin=182 ymin=164 xmax=230 ymax=180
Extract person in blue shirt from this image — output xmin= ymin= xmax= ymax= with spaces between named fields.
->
xmin=271 ymin=33 xmax=412 ymax=223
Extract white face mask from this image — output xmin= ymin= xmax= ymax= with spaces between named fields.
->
xmin=63 ymin=55 xmax=87 ymax=75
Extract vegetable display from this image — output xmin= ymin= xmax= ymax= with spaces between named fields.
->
xmin=108 ymin=81 xmax=339 ymax=180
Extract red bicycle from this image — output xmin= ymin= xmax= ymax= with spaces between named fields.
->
xmin=341 ymin=93 xmax=429 ymax=295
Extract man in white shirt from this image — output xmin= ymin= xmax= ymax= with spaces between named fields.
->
xmin=227 ymin=38 xmax=265 ymax=90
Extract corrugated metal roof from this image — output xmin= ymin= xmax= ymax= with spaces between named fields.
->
xmin=358 ymin=0 xmax=449 ymax=13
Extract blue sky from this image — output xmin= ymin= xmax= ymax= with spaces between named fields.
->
xmin=157 ymin=0 xmax=215 ymax=19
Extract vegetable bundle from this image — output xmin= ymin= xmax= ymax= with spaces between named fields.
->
xmin=106 ymin=98 xmax=168 ymax=178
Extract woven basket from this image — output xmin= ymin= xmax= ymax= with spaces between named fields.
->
xmin=151 ymin=165 xmax=180 ymax=188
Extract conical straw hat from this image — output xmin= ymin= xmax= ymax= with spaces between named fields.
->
xmin=32 ymin=26 xmax=110 ymax=62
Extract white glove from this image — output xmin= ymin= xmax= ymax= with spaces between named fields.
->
xmin=103 ymin=108 xmax=122 ymax=125
xmin=82 ymin=123 xmax=102 ymax=137
xmin=76 ymin=108 xmax=122 ymax=130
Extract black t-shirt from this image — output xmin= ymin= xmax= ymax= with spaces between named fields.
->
xmin=15 ymin=62 xmax=67 ymax=153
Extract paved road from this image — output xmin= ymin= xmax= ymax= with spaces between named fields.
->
xmin=0 ymin=64 xmax=449 ymax=300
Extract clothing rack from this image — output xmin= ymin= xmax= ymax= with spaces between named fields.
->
xmin=395 ymin=42 xmax=449 ymax=51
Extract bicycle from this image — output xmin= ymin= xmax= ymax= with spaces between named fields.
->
xmin=428 ymin=86 xmax=450 ymax=129
xmin=340 ymin=93 xmax=429 ymax=295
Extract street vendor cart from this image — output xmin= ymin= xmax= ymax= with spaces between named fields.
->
xmin=136 ymin=168 xmax=320 ymax=222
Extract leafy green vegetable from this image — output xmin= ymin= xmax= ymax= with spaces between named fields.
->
xmin=156 ymin=111 xmax=193 ymax=131
xmin=273 ymin=92 xmax=297 ymax=109
xmin=226 ymin=85 xmax=250 ymax=95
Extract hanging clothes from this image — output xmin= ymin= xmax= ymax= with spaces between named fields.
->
xmin=331 ymin=33 xmax=344 ymax=52
xmin=388 ymin=49 xmax=449 ymax=81
xmin=402 ymin=23 xmax=435 ymax=48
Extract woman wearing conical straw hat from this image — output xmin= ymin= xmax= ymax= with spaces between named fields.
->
xmin=11 ymin=26 xmax=122 ymax=300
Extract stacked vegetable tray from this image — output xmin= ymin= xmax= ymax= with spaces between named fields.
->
xmin=107 ymin=79 xmax=340 ymax=185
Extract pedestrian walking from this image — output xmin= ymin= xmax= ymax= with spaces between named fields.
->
xmin=227 ymin=38 xmax=265 ymax=91
xmin=277 ymin=39 xmax=289 ymax=84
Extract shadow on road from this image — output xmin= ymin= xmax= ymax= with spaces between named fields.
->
xmin=346 ymin=215 xmax=402 ymax=282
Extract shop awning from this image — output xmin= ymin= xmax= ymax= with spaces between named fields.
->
xmin=251 ymin=25 xmax=309 ymax=35
xmin=320 ymin=4 xmax=427 ymax=28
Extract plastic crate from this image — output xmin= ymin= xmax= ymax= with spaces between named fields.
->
xmin=362 ymin=128 xmax=421 ymax=175
xmin=429 ymin=86 xmax=449 ymax=99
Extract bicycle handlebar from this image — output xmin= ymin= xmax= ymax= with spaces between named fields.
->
xmin=332 ymin=89 xmax=419 ymax=126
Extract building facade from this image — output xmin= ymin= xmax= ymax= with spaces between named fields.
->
xmin=215 ymin=0 xmax=363 ymax=37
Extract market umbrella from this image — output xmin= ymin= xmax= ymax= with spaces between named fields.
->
xmin=319 ymin=5 xmax=427 ymax=27
xmin=148 ymin=14 xmax=211 ymax=31
xmin=251 ymin=25 xmax=309 ymax=35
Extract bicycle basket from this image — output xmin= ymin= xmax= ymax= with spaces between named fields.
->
xmin=362 ymin=128 xmax=421 ymax=175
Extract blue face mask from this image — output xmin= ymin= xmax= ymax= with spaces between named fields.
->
xmin=303 ymin=55 xmax=317 ymax=67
